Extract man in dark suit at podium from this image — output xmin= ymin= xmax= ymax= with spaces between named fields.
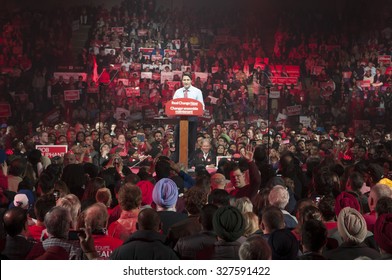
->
xmin=172 ymin=72 xmax=205 ymax=163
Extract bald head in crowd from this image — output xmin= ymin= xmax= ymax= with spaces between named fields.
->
xmin=210 ymin=173 xmax=226 ymax=191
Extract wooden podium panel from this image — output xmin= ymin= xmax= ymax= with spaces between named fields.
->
xmin=179 ymin=117 xmax=189 ymax=167
xmin=165 ymin=98 xmax=204 ymax=168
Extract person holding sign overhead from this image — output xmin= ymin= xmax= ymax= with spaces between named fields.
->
xmin=172 ymin=72 xmax=205 ymax=164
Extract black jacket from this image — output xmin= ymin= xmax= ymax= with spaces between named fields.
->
xmin=110 ymin=230 xmax=179 ymax=260
xmin=174 ymin=231 xmax=217 ymax=259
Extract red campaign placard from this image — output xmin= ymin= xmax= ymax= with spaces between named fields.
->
xmin=151 ymin=55 xmax=163 ymax=61
xmin=138 ymin=47 xmax=154 ymax=54
xmin=378 ymin=55 xmax=391 ymax=64
xmin=271 ymin=77 xmax=298 ymax=85
xmin=117 ymin=78 xmax=129 ymax=86
xmin=164 ymin=49 xmax=177 ymax=57
xmin=357 ymin=80 xmax=371 ymax=88
xmin=200 ymin=105 xmax=213 ymax=121
xmin=0 ymin=103 xmax=11 ymax=118
xmin=64 ymin=90 xmax=80 ymax=101
xmin=125 ymin=87 xmax=140 ymax=97
xmin=137 ymin=29 xmax=148 ymax=36
xmin=36 ymin=145 xmax=68 ymax=158
xmin=286 ymin=105 xmax=302 ymax=116
xmin=87 ymin=86 xmax=99 ymax=93
xmin=342 ymin=71 xmax=352 ymax=79
xmin=131 ymin=63 xmax=142 ymax=71
xmin=165 ymin=98 xmax=204 ymax=116
xmin=259 ymin=95 xmax=267 ymax=108
xmin=152 ymin=73 xmax=161 ymax=81
xmin=111 ymin=27 xmax=124 ymax=33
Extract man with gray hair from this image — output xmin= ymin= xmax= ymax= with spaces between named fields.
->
xmin=210 ymin=173 xmax=227 ymax=191
xmin=364 ymin=183 xmax=392 ymax=232
xmin=191 ymin=138 xmax=216 ymax=168
xmin=83 ymin=203 xmax=122 ymax=259
xmin=268 ymin=185 xmax=298 ymax=229
xmin=26 ymin=206 xmax=83 ymax=259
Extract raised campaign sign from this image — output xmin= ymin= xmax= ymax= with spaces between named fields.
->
xmin=165 ymin=98 xmax=204 ymax=116
xmin=36 ymin=145 xmax=68 ymax=158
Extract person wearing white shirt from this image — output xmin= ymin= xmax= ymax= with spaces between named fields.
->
xmin=172 ymin=73 xmax=205 ymax=163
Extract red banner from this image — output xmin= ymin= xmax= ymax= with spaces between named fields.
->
xmin=151 ymin=55 xmax=163 ymax=61
xmin=138 ymin=48 xmax=154 ymax=54
xmin=137 ymin=29 xmax=148 ymax=36
xmin=64 ymin=90 xmax=80 ymax=101
xmin=152 ymin=73 xmax=161 ymax=81
xmin=271 ymin=77 xmax=298 ymax=85
xmin=200 ymin=105 xmax=213 ymax=121
xmin=125 ymin=87 xmax=140 ymax=97
xmin=164 ymin=49 xmax=177 ymax=57
xmin=0 ymin=103 xmax=11 ymax=118
xmin=36 ymin=145 xmax=68 ymax=158
xmin=111 ymin=27 xmax=124 ymax=33
xmin=286 ymin=105 xmax=302 ymax=116
xmin=357 ymin=80 xmax=371 ymax=88
xmin=342 ymin=71 xmax=352 ymax=79
xmin=378 ymin=55 xmax=391 ymax=64
xmin=165 ymin=98 xmax=204 ymax=116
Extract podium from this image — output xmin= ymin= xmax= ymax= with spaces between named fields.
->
xmin=165 ymin=98 xmax=204 ymax=168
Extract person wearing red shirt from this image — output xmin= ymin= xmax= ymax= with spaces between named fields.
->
xmin=28 ymin=194 xmax=56 ymax=241
xmin=84 ymin=203 xmax=123 ymax=259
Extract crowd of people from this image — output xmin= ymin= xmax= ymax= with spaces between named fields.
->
xmin=0 ymin=0 xmax=392 ymax=260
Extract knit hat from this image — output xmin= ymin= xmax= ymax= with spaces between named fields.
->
xmin=137 ymin=180 xmax=154 ymax=206
xmin=9 ymin=189 xmax=35 ymax=210
xmin=213 ymin=205 xmax=245 ymax=242
xmin=374 ymin=213 xmax=392 ymax=253
xmin=152 ymin=178 xmax=178 ymax=208
xmin=337 ymin=207 xmax=367 ymax=244
xmin=268 ymin=228 xmax=299 ymax=260
xmin=335 ymin=191 xmax=361 ymax=216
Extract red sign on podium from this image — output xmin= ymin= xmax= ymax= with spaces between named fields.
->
xmin=165 ymin=98 xmax=204 ymax=116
